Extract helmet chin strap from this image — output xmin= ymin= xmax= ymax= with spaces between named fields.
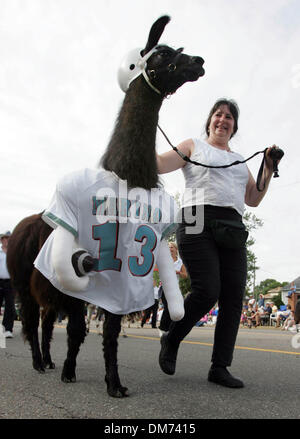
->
xmin=141 ymin=69 xmax=161 ymax=95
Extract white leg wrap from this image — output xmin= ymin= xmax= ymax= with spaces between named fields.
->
xmin=156 ymin=240 xmax=185 ymax=321
xmin=52 ymin=226 xmax=89 ymax=292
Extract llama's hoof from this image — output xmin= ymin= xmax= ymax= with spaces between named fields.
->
xmin=61 ymin=374 xmax=76 ymax=383
xmin=61 ymin=361 xmax=76 ymax=383
xmin=108 ymin=385 xmax=129 ymax=398
xmin=105 ymin=376 xmax=129 ymax=398
xmin=33 ymin=360 xmax=45 ymax=373
xmin=45 ymin=361 xmax=56 ymax=369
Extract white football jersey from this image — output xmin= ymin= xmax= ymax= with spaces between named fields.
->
xmin=34 ymin=168 xmax=178 ymax=314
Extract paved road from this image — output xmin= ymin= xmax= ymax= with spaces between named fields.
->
xmin=1 ymin=320 xmax=299 ymax=420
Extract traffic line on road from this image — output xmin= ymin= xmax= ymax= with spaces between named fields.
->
xmin=124 ymin=334 xmax=300 ymax=356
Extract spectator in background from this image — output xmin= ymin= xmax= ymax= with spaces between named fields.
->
xmin=264 ymin=302 xmax=272 ymax=315
xmin=281 ymin=310 xmax=296 ymax=331
xmin=269 ymin=302 xmax=278 ymax=326
xmin=141 ymin=279 xmax=160 ymax=329
xmin=257 ymin=306 xmax=268 ymax=326
xmin=275 ymin=304 xmax=291 ymax=328
xmin=0 ymin=232 xmax=16 ymax=338
xmin=248 ymin=295 xmax=256 ymax=309
xmin=257 ymin=294 xmax=265 ymax=308
xmin=246 ymin=307 xmax=255 ymax=328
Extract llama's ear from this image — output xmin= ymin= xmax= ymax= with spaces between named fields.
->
xmin=141 ymin=15 xmax=170 ymax=56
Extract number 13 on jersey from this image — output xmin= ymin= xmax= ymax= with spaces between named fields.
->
xmin=92 ymin=221 xmax=157 ymax=277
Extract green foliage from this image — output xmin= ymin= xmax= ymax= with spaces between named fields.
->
xmin=272 ymin=294 xmax=284 ymax=308
xmin=153 ymin=269 xmax=160 ymax=287
xmin=179 ymin=275 xmax=191 ymax=297
xmin=243 ymin=211 xmax=263 ymax=295
xmin=254 ymin=278 xmax=288 ymax=296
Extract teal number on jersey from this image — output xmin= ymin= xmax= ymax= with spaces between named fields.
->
xmin=93 ymin=222 xmax=157 ymax=276
xmin=128 ymin=225 xmax=157 ymax=276
xmin=92 ymin=222 xmax=122 ymax=271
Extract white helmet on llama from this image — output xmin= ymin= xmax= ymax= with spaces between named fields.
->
xmin=117 ymin=46 xmax=158 ymax=92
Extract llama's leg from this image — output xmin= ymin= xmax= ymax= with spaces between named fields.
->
xmin=103 ymin=311 xmax=129 ymax=398
xmin=61 ymin=299 xmax=86 ymax=383
xmin=20 ymin=292 xmax=44 ymax=372
xmin=41 ymin=308 xmax=56 ymax=369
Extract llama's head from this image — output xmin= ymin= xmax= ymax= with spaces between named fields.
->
xmin=118 ymin=15 xmax=205 ymax=97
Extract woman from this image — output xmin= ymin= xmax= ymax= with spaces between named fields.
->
xmin=157 ymin=98 xmax=281 ymax=388
xmin=159 ymin=242 xmax=188 ymax=334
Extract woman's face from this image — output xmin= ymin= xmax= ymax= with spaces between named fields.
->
xmin=169 ymin=244 xmax=178 ymax=258
xmin=208 ymin=104 xmax=235 ymax=141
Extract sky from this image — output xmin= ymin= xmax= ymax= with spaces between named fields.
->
xmin=0 ymin=0 xmax=299 ymax=287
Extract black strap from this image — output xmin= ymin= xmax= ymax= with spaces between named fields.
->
xmin=255 ymin=149 xmax=268 ymax=192
xmin=157 ymin=124 xmax=267 ymax=192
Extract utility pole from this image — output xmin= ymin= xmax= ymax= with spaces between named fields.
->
xmin=253 ymin=256 xmax=257 ymax=300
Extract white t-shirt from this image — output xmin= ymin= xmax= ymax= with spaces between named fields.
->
xmin=173 ymin=257 xmax=183 ymax=280
xmin=182 ymin=139 xmax=249 ymax=216
xmin=0 ymin=249 xmax=10 ymax=279
xmin=153 ymin=286 xmax=160 ymax=300
xmin=34 ymin=168 xmax=178 ymax=315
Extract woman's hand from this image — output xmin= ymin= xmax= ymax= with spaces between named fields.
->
xmin=264 ymin=144 xmax=282 ymax=172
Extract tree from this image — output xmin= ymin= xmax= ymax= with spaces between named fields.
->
xmin=254 ymin=278 xmax=283 ymax=296
xmin=243 ymin=211 xmax=263 ymax=296
xmin=254 ymin=278 xmax=288 ymax=307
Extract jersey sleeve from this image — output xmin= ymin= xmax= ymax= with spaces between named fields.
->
xmin=42 ymin=174 xmax=78 ymax=237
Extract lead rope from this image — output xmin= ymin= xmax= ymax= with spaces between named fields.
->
xmin=157 ymin=124 xmax=268 ymax=192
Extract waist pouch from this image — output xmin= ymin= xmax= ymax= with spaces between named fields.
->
xmin=209 ymin=219 xmax=248 ymax=249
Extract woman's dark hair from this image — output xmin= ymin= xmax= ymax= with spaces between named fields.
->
xmin=205 ymin=99 xmax=240 ymax=139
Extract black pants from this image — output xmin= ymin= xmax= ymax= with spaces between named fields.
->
xmin=0 ymin=279 xmax=16 ymax=332
xmin=168 ymin=205 xmax=247 ymax=368
xmin=141 ymin=300 xmax=159 ymax=328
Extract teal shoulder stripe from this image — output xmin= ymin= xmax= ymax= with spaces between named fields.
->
xmin=44 ymin=212 xmax=78 ymax=238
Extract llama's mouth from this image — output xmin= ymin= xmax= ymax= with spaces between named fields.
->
xmin=183 ymin=66 xmax=205 ymax=81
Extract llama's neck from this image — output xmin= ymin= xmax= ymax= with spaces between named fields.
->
xmin=101 ymin=77 xmax=163 ymax=190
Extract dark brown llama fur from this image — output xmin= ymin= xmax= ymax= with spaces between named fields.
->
xmin=101 ymin=79 xmax=162 ymax=190
xmin=6 ymin=15 xmax=204 ymax=397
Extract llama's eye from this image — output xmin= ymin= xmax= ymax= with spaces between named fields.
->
xmin=159 ymin=50 xmax=172 ymax=57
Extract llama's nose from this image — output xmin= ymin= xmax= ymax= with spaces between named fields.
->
xmin=192 ymin=56 xmax=204 ymax=65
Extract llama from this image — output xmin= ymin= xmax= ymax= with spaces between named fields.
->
xmin=7 ymin=15 xmax=205 ymax=397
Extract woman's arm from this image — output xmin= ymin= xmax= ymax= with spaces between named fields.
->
xmin=176 ymin=263 xmax=188 ymax=279
xmin=156 ymin=138 xmax=194 ymax=174
xmin=245 ymin=145 xmax=280 ymax=207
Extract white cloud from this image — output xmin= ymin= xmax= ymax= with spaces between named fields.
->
xmin=0 ymin=0 xmax=299 ymax=285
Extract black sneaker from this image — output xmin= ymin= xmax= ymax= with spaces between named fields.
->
xmin=208 ymin=366 xmax=244 ymax=388
xmin=159 ymin=332 xmax=179 ymax=375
